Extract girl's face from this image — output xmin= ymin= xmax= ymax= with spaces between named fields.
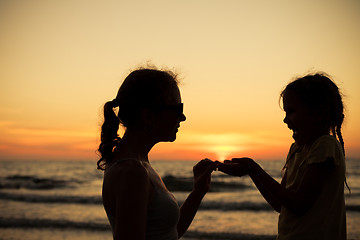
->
xmin=282 ymin=91 xmax=323 ymax=147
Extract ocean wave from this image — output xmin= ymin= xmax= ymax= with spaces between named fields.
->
xmin=163 ymin=175 xmax=250 ymax=192
xmin=0 ymin=192 xmax=270 ymax=211
xmin=0 ymin=192 xmax=272 ymax=211
xmin=0 ymin=192 xmax=102 ymax=204
xmin=0 ymin=175 xmax=73 ymax=190
xmin=0 ymin=217 xmax=276 ymax=240
xmin=0 ymin=217 xmax=109 ymax=230
xmin=1 ymin=192 xmax=359 ymax=212
xmin=0 ymin=174 xmax=248 ymax=192
xmin=184 ymin=231 xmax=276 ymax=240
xmin=199 ymin=201 xmax=274 ymax=211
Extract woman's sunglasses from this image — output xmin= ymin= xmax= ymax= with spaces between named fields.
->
xmin=152 ymin=103 xmax=184 ymax=116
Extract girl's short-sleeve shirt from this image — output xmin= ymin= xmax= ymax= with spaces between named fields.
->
xmin=277 ymin=135 xmax=346 ymax=240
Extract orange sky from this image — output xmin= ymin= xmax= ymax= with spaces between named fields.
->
xmin=1 ymin=0 xmax=360 ymax=162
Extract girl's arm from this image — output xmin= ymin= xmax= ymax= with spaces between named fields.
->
xmin=103 ymin=161 xmax=152 ymax=240
xmin=218 ymin=158 xmax=330 ymax=216
xmin=177 ymin=159 xmax=215 ymax=238
xmin=250 ymin=167 xmax=283 ymax=212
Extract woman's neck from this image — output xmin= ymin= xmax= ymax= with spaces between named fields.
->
xmin=113 ymin=129 xmax=154 ymax=162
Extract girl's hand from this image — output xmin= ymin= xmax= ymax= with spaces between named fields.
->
xmin=192 ymin=158 xmax=217 ymax=195
xmin=217 ymin=157 xmax=255 ymax=177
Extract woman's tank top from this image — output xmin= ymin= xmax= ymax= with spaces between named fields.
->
xmin=104 ymin=159 xmax=180 ymax=240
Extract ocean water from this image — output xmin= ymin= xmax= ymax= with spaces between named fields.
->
xmin=0 ymin=159 xmax=359 ymax=240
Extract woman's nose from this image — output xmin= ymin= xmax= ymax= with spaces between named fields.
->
xmin=180 ymin=113 xmax=186 ymax=122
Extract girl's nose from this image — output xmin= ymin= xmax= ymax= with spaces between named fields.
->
xmin=283 ymin=115 xmax=288 ymax=124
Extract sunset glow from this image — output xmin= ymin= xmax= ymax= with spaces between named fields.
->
xmin=0 ymin=0 xmax=359 ymax=162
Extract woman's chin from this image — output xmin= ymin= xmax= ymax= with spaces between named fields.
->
xmin=158 ymin=134 xmax=177 ymax=143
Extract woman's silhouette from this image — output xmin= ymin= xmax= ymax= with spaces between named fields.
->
xmin=97 ymin=67 xmax=215 ymax=240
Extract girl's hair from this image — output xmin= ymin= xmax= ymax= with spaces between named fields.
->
xmin=280 ymin=72 xmax=345 ymax=154
xmin=97 ymin=67 xmax=179 ymax=170
xmin=280 ymin=72 xmax=350 ymax=191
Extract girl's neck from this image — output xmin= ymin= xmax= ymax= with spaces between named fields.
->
xmin=301 ymin=131 xmax=330 ymax=151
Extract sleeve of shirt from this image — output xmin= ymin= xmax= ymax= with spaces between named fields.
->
xmin=306 ymin=136 xmax=344 ymax=166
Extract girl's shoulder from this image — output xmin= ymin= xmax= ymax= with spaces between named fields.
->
xmin=307 ymin=135 xmax=344 ymax=165
xmin=311 ymin=135 xmax=341 ymax=152
xmin=314 ymin=134 xmax=338 ymax=143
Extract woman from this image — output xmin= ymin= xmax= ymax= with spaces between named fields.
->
xmin=97 ymin=67 xmax=215 ymax=240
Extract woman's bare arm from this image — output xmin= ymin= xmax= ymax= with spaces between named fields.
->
xmin=177 ymin=159 xmax=215 ymax=238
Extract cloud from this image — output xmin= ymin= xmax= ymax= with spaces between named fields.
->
xmin=0 ymin=122 xmax=98 ymax=160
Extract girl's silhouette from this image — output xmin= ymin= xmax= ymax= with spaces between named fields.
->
xmin=218 ymin=73 xmax=347 ymax=240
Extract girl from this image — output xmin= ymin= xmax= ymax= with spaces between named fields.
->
xmin=218 ymin=73 xmax=347 ymax=240
xmin=97 ymin=67 xmax=216 ymax=240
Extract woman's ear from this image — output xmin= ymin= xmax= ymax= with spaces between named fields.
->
xmin=140 ymin=108 xmax=156 ymax=135
xmin=140 ymin=108 xmax=154 ymax=125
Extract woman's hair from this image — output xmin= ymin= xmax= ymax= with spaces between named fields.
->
xmin=97 ymin=67 xmax=179 ymax=170
xmin=280 ymin=72 xmax=345 ymax=154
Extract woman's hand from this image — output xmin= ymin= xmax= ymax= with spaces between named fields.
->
xmin=177 ymin=158 xmax=217 ymax=237
xmin=217 ymin=157 xmax=255 ymax=177
xmin=192 ymin=158 xmax=217 ymax=195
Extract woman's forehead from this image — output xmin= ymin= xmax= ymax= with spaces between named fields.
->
xmin=164 ymin=86 xmax=181 ymax=103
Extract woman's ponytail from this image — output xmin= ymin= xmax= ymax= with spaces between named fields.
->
xmin=97 ymin=100 xmax=120 ymax=170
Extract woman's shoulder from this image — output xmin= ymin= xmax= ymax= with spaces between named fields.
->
xmin=105 ymin=159 xmax=150 ymax=182
xmin=102 ymin=159 xmax=153 ymax=210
